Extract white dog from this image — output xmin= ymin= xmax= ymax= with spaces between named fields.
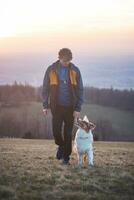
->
xmin=74 ymin=116 xmax=96 ymax=167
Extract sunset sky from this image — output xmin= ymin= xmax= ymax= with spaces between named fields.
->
xmin=0 ymin=0 xmax=134 ymax=88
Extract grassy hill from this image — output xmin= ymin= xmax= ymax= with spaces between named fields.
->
xmin=0 ymin=139 xmax=134 ymax=200
xmin=0 ymin=101 xmax=134 ymax=140
xmin=82 ymin=103 xmax=134 ymax=139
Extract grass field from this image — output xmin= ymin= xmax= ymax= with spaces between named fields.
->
xmin=0 ymin=139 xmax=134 ymax=200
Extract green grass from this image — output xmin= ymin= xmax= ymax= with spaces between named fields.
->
xmin=0 ymin=139 xmax=134 ymax=200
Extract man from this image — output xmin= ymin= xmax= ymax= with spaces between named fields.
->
xmin=42 ymin=48 xmax=84 ymax=165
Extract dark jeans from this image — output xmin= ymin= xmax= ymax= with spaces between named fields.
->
xmin=52 ymin=105 xmax=74 ymax=160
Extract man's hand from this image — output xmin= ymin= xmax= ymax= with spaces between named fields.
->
xmin=73 ymin=111 xmax=80 ymax=121
xmin=43 ymin=108 xmax=49 ymax=116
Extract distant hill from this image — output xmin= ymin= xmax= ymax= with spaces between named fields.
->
xmin=0 ymin=102 xmax=134 ymax=141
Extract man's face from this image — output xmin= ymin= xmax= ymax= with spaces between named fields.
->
xmin=59 ymin=56 xmax=71 ymax=67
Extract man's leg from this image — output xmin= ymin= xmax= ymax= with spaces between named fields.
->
xmin=63 ymin=106 xmax=74 ymax=163
xmin=52 ymin=106 xmax=64 ymax=159
xmin=78 ymin=153 xmax=83 ymax=166
xmin=52 ymin=107 xmax=64 ymax=146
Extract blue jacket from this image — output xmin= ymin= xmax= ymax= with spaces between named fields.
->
xmin=42 ymin=60 xmax=84 ymax=113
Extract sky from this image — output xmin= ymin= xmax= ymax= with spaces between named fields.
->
xmin=0 ymin=0 xmax=134 ymax=88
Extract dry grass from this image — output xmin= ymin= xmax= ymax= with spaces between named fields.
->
xmin=0 ymin=139 xmax=134 ymax=200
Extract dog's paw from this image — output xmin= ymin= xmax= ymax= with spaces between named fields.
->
xmin=88 ymin=164 xmax=93 ymax=169
xmin=78 ymin=164 xmax=87 ymax=169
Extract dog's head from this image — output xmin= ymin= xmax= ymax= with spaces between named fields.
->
xmin=75 ymin=115 xmax=96 ymax=133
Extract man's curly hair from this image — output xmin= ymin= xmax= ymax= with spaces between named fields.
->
xmin=58 ymin=48 xmax=73 ymax=60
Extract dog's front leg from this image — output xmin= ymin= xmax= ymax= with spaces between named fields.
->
xmin=78 ymin=153 xmax=83 ymax=166
xmin=87 ymin=149 xmax=93 ymax=166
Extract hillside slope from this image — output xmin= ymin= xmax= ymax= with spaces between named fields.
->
xmin=1 ymin=102 xmax=134 ymax=140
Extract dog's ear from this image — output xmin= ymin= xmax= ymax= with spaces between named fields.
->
xmin=89 ymin=122 xmax=96 ymax=130
xmin=83 ymin=115 xmax=89 ymax=123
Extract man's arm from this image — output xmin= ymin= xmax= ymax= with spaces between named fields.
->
xmin=42 ymin=67 xmax=50 ymax=110
xmin=73 ymin=68 xmax=84 ymax=120
xmin=75 ymin=68 xmax=84 ymax=112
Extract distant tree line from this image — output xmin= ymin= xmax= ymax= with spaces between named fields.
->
xmin=0 ymin=82 xmax=134 ymax=112
xmin=84 ymin=86 xmax=134 ymax=112
xmin=0 ymin=81 xmax=37 ymax=106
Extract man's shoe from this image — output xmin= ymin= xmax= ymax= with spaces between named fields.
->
xmin=62 ymin=157 xmax=70 ymax=165
xmin=56 ymin=146 xmax=64 ymax=160
xmin=62 ymin=160 xmax=71 ymax=165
